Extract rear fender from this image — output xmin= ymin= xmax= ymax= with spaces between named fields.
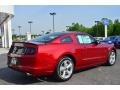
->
xmin=55 ymin=52 xmax=77 ymax=69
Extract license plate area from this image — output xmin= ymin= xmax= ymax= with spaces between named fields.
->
xmin=10 ymin=57 xmax=17 ymax=65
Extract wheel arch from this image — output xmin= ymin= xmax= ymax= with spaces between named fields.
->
xmin=109 ymin=47 xmax=116 ymax=55
xmin=106 ymin=46 xmax=117 ymax=62
xmin=57 ymin=53 xmax=77 ymax=67
xmin=106 ymin=47 xmax=117 ymax=66
xmin=53 ymin=53 xmax=76 ymax=81
xmin=111 ymin=47 xmax=117 ymax=58
xmin=112 ymin=48 xmax=116 ymax=54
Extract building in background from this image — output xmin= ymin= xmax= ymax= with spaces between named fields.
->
xmin=0 ymin=5 xmax=14 ymax=48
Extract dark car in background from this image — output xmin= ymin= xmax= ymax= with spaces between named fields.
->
xmin=101 ymin=36 xmax=120 ymax=48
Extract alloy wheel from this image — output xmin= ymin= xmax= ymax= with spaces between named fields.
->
xmin=109 ymin=51 xmax=116 ymax=65
xmin=57 ymin=57 xmax=74 ymax=81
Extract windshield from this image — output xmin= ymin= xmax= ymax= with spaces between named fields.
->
xmin=30 ymin=32 xmax=65 ymax=43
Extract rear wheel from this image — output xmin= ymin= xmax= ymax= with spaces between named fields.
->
xmin=107 ymin=50 xmax=116 ymax=66
xmin=55 ymin=57 xmax=74 ymax=81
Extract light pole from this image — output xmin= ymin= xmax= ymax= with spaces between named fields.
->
xmin=18 ymin=26 xmax=22 ymax=40
xmin=95 ymin=21 xmax=100 ymax=37
xmin=50 ymin=12 xmax=56 ymax=32
xmin=28 ymin=21 xmax=33 ymax=34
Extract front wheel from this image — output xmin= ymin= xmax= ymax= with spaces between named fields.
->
xmin=107 ymin=50 xmax=116 ymax=66
xmin=54 ymin=57 xmax=74 ymax=81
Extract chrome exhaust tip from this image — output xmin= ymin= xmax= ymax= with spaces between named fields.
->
xmin=26 ymin=73 xmax=32 ymax=76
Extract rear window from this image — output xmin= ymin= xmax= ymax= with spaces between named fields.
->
xmin=30 ymin=32 xmax=65 ymax=43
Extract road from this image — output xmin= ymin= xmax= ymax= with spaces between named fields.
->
xmin=0 ymin=49 xmax=120 ymax=85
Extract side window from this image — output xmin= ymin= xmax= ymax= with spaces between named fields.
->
xmin=61 ymin=36 xmax=73 ymax=43
xmin=76 ymin=35 xmax=84 ymax=44
xmin=82 ymin=35 xmax=91 ymax=44
xmin=76 ymin=34 xmax=96 ymax=44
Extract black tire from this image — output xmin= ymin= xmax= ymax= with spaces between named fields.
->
xmin=106 ymin=50 xmax=116 ymax=66
xmin=54 ymin=56 xmax=74 ymax=81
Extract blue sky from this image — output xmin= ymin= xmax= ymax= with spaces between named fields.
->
xmin=12 ymin=5 xmax=120 ymax=35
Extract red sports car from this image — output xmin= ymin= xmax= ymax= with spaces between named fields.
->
xmin=7 ymin=32 xmax=117 ymax=81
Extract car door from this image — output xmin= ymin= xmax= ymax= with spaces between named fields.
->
xmin=82 ymin=34 xmax=106 ymax=65
xmin=75 ymin=34 xmax=87 ymax=67
xmin=76 ymin=34 xmax=106 ymax=67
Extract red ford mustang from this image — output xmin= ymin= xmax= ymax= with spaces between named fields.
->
xmin=7 ymin=32 xmax=117 ymax=81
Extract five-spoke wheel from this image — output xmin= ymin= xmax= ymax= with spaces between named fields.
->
xmin=107 ymin=50 xmax=116 ymax=66
xmin=55 ymin=57 xmax=74 ymax=81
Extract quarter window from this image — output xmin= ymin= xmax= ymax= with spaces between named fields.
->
xmin=61 ymin=36 xmax=73 ymax=43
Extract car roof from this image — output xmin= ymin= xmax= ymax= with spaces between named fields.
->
xmin=67 ymin=31 xmax=87 ymax=34
xmin=108 ymin=36 xmax=120 ymax=37
xmin=55 ymin=31 xmax=87 ymax=35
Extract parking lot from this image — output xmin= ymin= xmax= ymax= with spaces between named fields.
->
xmin=0 ymin=48 xmax=120 ymax=85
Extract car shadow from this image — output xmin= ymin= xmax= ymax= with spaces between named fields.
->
xmin=0 ymin=67 xmax=42 ymax=84
xmin=0 ymin=64 xmax=116 ymax=85
xmin=0 ymin=67 xmax=61 ymax=84
xmin=0 ymin=66 xmax=100 ymax=85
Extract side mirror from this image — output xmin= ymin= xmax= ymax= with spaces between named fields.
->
xmin=93 ymin=40 xmax=100 ymax=44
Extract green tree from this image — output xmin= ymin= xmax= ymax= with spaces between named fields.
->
xmin=66 ymin=19 xmax=120 ymax=37
xmin=67 ymin=22 xmax=88 ymax=32
xmin=45 ymin=32 xmax=50 ymax=34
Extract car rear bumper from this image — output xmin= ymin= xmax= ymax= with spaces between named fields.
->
xmin=7 ymin=54 xmax=54 ymax=76
xmin=8 ymin=64 xmax=53 ymax=76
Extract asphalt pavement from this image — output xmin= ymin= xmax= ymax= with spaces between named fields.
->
xmin=0 ymin=48 xmax=120 ymax=85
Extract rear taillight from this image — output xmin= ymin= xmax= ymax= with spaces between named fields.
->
xmin=24 ymin=47 xmax=36 ymax=55
xmin=10 ymin=46 xmax=36 ymax=55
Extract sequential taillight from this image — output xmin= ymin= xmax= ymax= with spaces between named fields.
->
xmin=11 ymin=46 xmax=36 ymax=55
